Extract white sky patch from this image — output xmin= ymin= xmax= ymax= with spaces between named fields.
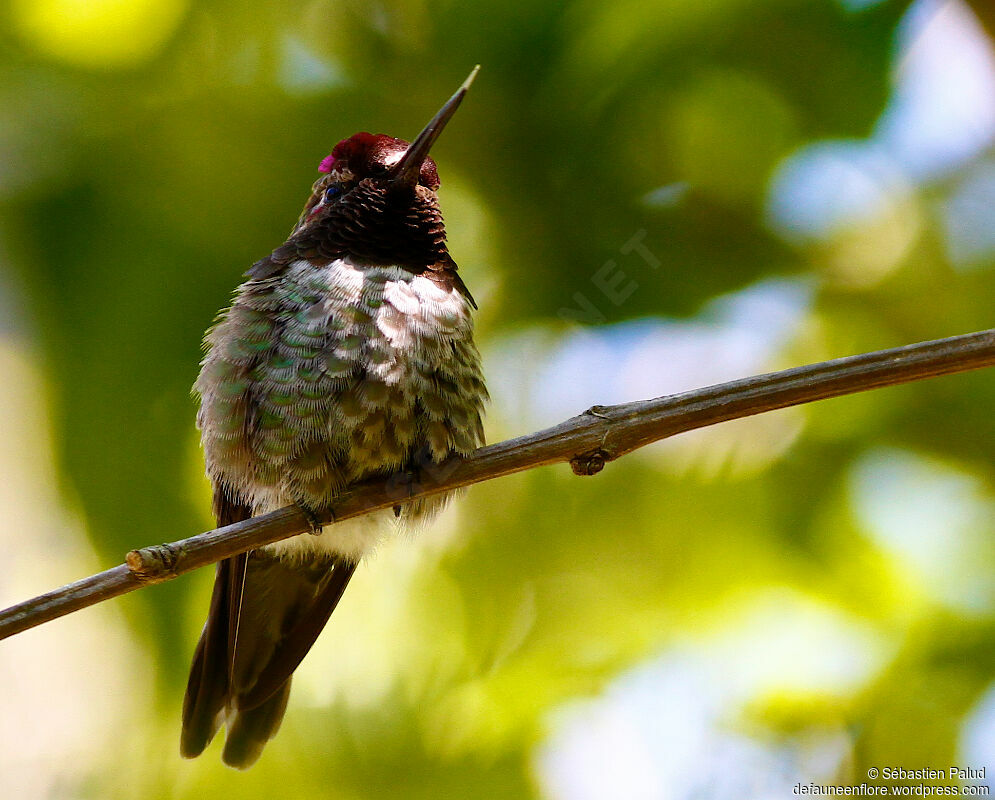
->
xmin=641 ymin=181 xmax=690 ymax=210
xmin=487 ymin=278 xmax=811 ymax=433
xmin=279 ymin=33 xmax=346 ymax=95
xmin=535 ymin=589 xmax=889 ymax=800
xmin=942 ymin=161 xmax=995 ymax=269
xmin=959 ymin=681 xmax=995 ymax=793
xmin=766 ymin=142 xmax=912 ymax=241
xmin=839 ymin=0 xmax=887 ymax=9
xmin=486 ymin=279 xmax=811 ymax=477
xmin=875 ymin=0 xmax=995 ymax=181
xmin=849 ymin=448 xmax=995 ymax=613
xmin=767 ymin=0 xmax=995 ymax=243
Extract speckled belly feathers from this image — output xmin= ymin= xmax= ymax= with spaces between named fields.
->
xmin=195 ymin=256 xmax=487 ymax=558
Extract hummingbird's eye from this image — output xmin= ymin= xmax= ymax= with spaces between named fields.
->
xmin=324 ymin=186 xmax=342 ymax=203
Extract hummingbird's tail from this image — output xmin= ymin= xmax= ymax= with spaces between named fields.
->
xmin=180 ymin=494 xmax=356 ymax=768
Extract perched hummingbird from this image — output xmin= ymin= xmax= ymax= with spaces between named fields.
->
xmin=180 ymin=68 xmax=487 ymax=769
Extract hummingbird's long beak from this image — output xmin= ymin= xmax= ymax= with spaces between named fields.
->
xmin=390 ymin=65 xmax=480 ymax=189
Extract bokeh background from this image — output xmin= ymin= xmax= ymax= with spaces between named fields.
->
xmin=3 ymin=0 xmax=995 ymax=796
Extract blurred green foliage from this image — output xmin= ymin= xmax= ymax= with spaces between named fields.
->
xmin=4 ymin=0 xmax=995 ymax=797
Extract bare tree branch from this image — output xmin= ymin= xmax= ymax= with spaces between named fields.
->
xmin=3 ymin=327 xmax=995 ymax=642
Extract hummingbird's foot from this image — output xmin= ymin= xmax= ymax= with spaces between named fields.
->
xmin=388 ymin=464 xmax=427 ymax=518
xmin=296 ymin=503 xmax=324 ymax=536
xmin=386 ymin=462 xmax=424 ymax=506
xmin=390 ymin=470 xmax=418 ymax=518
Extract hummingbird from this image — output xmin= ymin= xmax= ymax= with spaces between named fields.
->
xmin=180 ymin=68 xmax=487 ymax=769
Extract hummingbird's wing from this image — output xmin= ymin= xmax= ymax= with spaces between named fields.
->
xmin=219 ymin=551 xmax=356 ymax=768
xmin=232 ymin=555 xmax=357 ymax=713
xmin=181 ymin=486 xmax=358 ymax=769
xmin=246 ymin=239 xmax=306 ymax=280
xmin=180 ymin=487 xmax=251 ymax=760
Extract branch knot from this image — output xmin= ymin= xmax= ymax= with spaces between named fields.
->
xmin=571 ymin=449 xmax=609 ymax=476
xmin=584 ymin=405 xmax=612 ymax=419
xmin=126 ymin=543 xmax=182 ymax=582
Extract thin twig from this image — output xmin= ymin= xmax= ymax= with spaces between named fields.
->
xmin=3 ymin=327 xmax=995 ymax=641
